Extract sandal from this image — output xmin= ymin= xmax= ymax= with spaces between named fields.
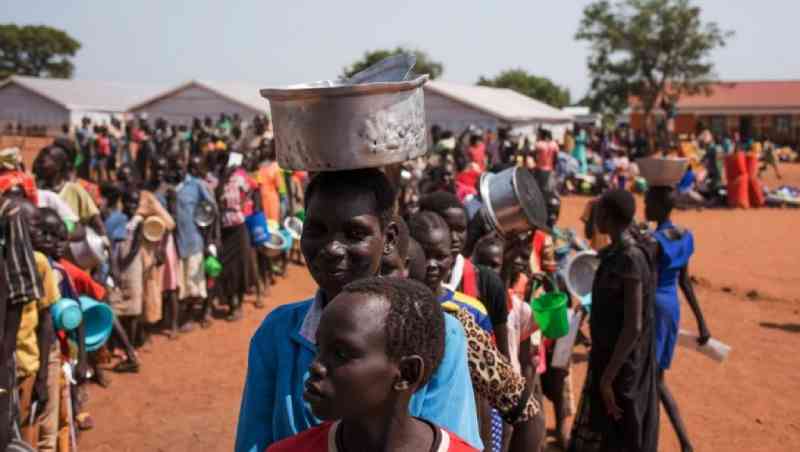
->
xmin=112 ymin=360 xmax=140 ymax=374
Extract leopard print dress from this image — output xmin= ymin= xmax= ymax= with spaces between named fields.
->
xmin=446 ymin=307 xmax=540 ymax=423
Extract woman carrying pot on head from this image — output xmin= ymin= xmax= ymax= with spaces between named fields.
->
xmin=569 ymin=189 xmax=659 ymax=452
xmin=235 ymin=169 xmax=483 ymax=452
xmin=645 ymin=186 xmax=711 ymax=452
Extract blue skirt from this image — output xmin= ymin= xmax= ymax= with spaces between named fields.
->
xmin=654 ymin=288 xmax=680 ymax=370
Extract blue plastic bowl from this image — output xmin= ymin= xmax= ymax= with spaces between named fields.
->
xmin=51 ymin=298 xmax=83 ymax=331
xmin=78 ymin=296 xmax=115 ymax=352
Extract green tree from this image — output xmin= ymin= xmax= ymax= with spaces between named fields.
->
xmin=477 ymin=69 xmax=571 ymax=108
xmin=0 ymin=24 xmax=81 ymax=79
xmin=576 ymin=0 xmax=732 ymax=136
xmin=342 ymin=47 xmax=443 ymax=80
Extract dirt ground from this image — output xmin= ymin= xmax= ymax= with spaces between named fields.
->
xmin=80 ymin=164 xmax=800 ymax=452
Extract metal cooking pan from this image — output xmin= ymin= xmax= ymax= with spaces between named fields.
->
xmin=480 ymin=166 xmax=550 ymax=236
xmin=260 ymin=75 xmax=429 ymax=171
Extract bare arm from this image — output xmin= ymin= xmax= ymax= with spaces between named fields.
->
xmin=90 ymin=213 xmax=108 ymax=237
xmin=508 ymin=363 xmax=545 ymax=452
xmin=494 ymin=323 xmax=511 ymax=360
xmin=679 ymin=265 xmax=710 ymax=344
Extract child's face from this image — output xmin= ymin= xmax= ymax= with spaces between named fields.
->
xmin=504 ymin=239 xmax=531 ymax=279
xmin=415 ymin=226 xmax=453 ymax=293
xmin=474 ymin=243 xmax=503 ymax=276
xmin=38 ymin=213 xmax=68 ymax=258
xmin=305 ymin=292 xmax=399 ymax=421
xmin=122 ymin=191 xmax=141 ymax=218
xmin=439 ymin=207 xmax=467 ymax=258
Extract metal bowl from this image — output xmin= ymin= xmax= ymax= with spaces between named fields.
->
xmin=194 ymin=199 xmax=216 ymax=228
xmin=69 ymin=227 xmax=108 ymax=270
xmin=564 ymin=251 xmax=600 ymax=300
xmin=284 ymin=216 xmax=303 ymax=241
xmin=262 ymin=231 xmax=287 ymax=258
xmin=637 ymin=157 xmax=688 ymax=187
xmin=479 ymin=167 xmax=550 ymax=236
xmin=260 ymin=75 xmax=429 ymax=171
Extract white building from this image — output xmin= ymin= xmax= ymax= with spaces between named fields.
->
xmin=0 ymin=76 xmax=164 ymax=133
xmin=128 ymin=80 xmax=268 ymax=125
xmin=424 ymin=81 xmax=574 ymax=140
xmin=562 ymin=106 xmax=602 ymax=129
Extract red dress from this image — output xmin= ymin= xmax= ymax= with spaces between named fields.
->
xmin=267 ymin=420 xmax=477 ymax=452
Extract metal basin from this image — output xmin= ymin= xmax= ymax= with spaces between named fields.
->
xmin=194 ymin=199 xmax=216 ymax=228
xmin=564 ymin=250 xmax=599 ymax=300
xmin=480 ymin=166 xmax=549 ymax=236
xmin=260 ymin=75 xmax=429 ymax=171
xmin=69 ymin=227 xmax=108 ymax=270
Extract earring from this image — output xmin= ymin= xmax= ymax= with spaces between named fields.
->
xmin=394 ymin=381 xmax=409 ymax=391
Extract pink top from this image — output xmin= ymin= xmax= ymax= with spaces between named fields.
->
xmin=535 ymin=140 xmax=558 ymax=171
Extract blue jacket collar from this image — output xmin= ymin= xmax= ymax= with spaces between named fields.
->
xmin=290 ymin=290 xmax=325 ymax=351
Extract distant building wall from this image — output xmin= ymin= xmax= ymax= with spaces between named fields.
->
xmin=424 ymin=90 xmax=501 ymax=133
xmin=0 ymin=83 xmax=69 ymax=131
xmin=131 ymin=84 xmax=261 ymax=125
xmin=424 ymin=90 xmax=572 ymax=141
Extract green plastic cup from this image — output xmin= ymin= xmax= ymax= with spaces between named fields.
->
xmin=532 ymin=291 xmax=570 ymax=339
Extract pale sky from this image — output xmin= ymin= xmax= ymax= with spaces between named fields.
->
xmin=5 ymin=1 xmax=799 ymax=102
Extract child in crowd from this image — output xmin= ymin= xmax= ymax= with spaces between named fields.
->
xmin=407 ymin=210 xmax=544 ymax=452
xmin=267 ymin=277 xmax=476 ymax=452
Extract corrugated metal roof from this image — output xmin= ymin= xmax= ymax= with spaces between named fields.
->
xmin=0 ymin=75 xmax=166 ymax=112
xmin=424 ymin=81 xmax=573 ymax=123
xmin=129 ymin=80 xmax=268 ymax=113
xmin=677 ymin=80 xmax=800 ymax=110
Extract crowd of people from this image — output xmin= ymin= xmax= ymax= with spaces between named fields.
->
xmin=234 ymin=121 xmax=718 ymax=452
xmin=527 ymin=124 xmax=795 ymax=209
xmin=1 ymin=108 xmax=730 ymax=452
xmin=1 ymin=113 xmax=306 ymax=451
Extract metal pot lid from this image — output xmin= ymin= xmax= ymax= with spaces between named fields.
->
xmin=512 ymin=167 xmax=551 ymax=234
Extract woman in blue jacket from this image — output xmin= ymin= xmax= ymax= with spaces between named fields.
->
xmin=235 ymin=169 xmax=482 ymax=452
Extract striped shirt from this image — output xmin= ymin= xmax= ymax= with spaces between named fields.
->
xmin=0 ymin=197 xmax=42 ymax=305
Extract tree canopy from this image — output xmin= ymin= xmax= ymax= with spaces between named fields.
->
xmin=341 ymin=47 xmax=443 ymax=80
xmin=575 ymin=0 xmax=732 ymax=122
xmin=477 ymin=69 xmax=571 ymax=108
xmin=0 ymin=24 xmax=81 ymax=79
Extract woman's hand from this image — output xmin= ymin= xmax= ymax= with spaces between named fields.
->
xmin=697 ymin=325 xmax=711 ymax=346
xmin=599 ymin=374 xmax=622 ymax=421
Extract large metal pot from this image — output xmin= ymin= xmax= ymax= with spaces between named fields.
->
xmin=69 ymin=227 xmax=108 ymax=270
xmin=480 ymin=167 xmax=550 ymax=236
xmin=260 ymin=75 xmax=429 ymax=171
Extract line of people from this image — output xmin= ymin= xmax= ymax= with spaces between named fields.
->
xmin=237 ymin=120 xmax=714 ymax=452
xmin=0 ymin=112 xmax=307 ymax=451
